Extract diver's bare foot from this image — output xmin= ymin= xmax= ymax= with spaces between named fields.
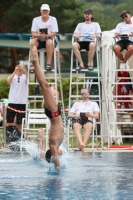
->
xmin=79 ymin=144 xmax=86 ymax=151
xmin=30 ymin=46 xmax=39 ymax=63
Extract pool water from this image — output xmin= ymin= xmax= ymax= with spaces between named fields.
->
xmin=0 ymin=149 xmax=133 ymax=200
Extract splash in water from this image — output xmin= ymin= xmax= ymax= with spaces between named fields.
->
xmin=20 ymin=140 xmax=45 ymax=159
xmin=6 ymin=139 xmax=68 ymax=173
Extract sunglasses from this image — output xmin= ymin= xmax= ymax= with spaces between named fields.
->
xmin=122 ymin=15 xmax=128 ymax=19
xmin=81 ymin=92 xmax=88 ymax=96
xmin=18 ymin=77 xmax=20 ymax=83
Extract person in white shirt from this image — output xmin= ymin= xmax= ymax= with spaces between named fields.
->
xmin=72 ymin=9 xmax=101 ymax=71
xmin=113 ymin=10 xmax=133 ymax=69
xmin=6 ymin=63 xmax=28 ymax=132
xmin=69 ymin=88 xmax=99 ymax=151
xmin=30 ymin=4 xmax=58 ymax=71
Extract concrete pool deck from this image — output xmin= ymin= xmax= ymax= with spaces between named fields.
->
xmin=69 ymin=148 xmax=133 ymax=152
xmin=1 ymin=147 xmax=133 ymax=153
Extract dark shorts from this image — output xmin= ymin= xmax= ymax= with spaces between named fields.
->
xmin=37 ymin=40 xmax=46 ymax=49
xmin=72 ymin=118 xmax=93 ymax=127
xmin=78 ymin=41 xmax=95 ymax=51
xmin=6 ymin=103 xmax=26 ymax=124
xmin=37 ymin=38 xmax=56 ymax=49
xmin=45 ymin=107 xmax=61 ymax=119
xmin=114 ymin=40 xmax=133 ymax=51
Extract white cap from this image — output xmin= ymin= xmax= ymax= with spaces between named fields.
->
xmin=40 ymin=4 xmax=50 ymax=10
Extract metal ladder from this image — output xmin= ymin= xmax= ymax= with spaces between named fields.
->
xmin=25 ymin=37 xmax=65 ymax=128
xmin=107 ymin=51 xmax=133 ymax=148
xmin=101 ymin=33 xmax=133 ymax=148
xmin=67 ymin=38 xmax=103 ymax=150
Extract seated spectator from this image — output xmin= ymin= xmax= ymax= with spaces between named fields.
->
xmin=113 ymin=10 xmax=133 ymax=69
xmin=69 ymin=88 xmax=99 ymax=150
xmin=30 ymin=4 xmax=58 ymax=71
xmin=72 ymin=9 xmax=101 ymax=71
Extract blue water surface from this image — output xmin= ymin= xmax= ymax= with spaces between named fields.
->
xmin=0 ymin=151 xmax=133 ymax=200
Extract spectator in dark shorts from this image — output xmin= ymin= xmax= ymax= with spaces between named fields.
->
xmin=113 ymin=10 xmax=133 ymax=69
xmin=6 ymin=62 xmax=28 ymax=132
xmin=69 ymin=88 xmax=99 ymax=150
xmin=72 ymin=9 xmax=101 ymax=71
xmin=30 ymin=4 xmax=58 ymax=71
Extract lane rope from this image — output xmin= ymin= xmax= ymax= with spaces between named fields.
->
xmin=6 ymin=106 xmax=26 ymax=113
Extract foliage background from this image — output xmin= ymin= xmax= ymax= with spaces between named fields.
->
xmin=1 ymin=0 xmax=133 ymax=33
xmin=0 ymin=0 xmax=133 ymax=73
xmin=0 ymin=77 xmax=84 ymax=108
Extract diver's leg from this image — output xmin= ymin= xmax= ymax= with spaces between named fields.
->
xmin=31 ymin=46 xmax=57 ymax=111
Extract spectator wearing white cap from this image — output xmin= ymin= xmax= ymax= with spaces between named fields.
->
xmin=113 ymin=10 xmax=133 ymax=69
xmin=30 ymin=4 xmax=58 ymax=71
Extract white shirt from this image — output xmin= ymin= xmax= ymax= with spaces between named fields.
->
xmin=74 ymin=22 xmax=101 ymax=42
xmin=69 ymin=101 xmax=99 ymax=121
xmin=115 ymin=22 xmax=133 ymax=42
xmin=8 ymin=74 xmax=27 ymax=104
xmin=31 ymin=16 xmax=58 ymax=42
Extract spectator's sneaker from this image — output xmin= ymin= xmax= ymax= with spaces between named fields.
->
xmin=120 ymin=62 xmax=126 ymax=69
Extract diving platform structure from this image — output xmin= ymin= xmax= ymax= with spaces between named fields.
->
xmin=0 ymin=33 xmax=72 ymax=49
xmin=67 ymin=37 xmax=103 ymax=150
xmin=0 ymin=32 xmax=133 ymax=150
xmin=102 ymin=29 xmax=133 ymax=147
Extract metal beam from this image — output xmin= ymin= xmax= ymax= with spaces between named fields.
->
xmin=0 ymin=39 xmax=72 ymax=50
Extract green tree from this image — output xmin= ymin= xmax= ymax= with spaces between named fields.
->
xmin=0 ymin=0 xmax=18 ymax=32
xmin=2 ymin=0 xmax=86 ymax=34
xmin=0 ymin=0 xmax=133 ymax=73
